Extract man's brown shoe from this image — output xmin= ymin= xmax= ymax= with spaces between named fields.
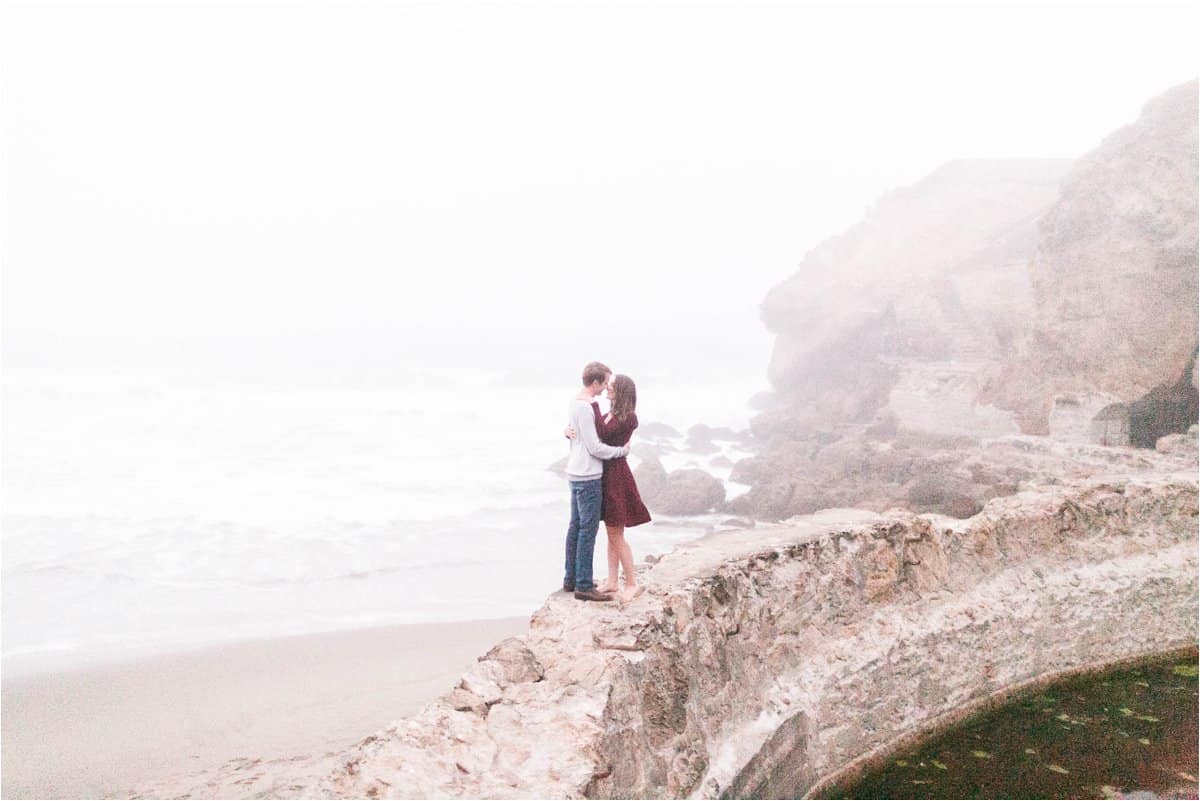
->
xmin=574 ymin=589 xmax=614 ymax=602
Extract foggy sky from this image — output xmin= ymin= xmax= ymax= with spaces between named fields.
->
xmin=2 ymin=1 xmax=1196 ymax=376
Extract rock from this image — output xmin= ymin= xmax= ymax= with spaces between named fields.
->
xmin=728 ymin=479 xmax=794 ymax=520
xmin=644 ymin=469 xmax=726 ymax=515
xmin=634 ymin=453 xmax=668 ymax=500
xmin=457 ymin=660 xmax=504 ymax=705
xmin=445 ymin=687 xmax=488 ymax=716
xmin=729 ymin=457 xmax=767 ymax=486
xmin=760 ymin=158 xmax=1068 ymax=419
xmin=984 ymin=80 xmax=1198 ymax=432
xmin=481 ymin=637 xmax=543 ymax=684
xmin=709 ymin=455 xmax=733 ymax=468
xmin=906 ymin=473 xmax=984 ymax=519
xmin=641 ymin=421 xmax=683 ymax=439
xmin=1156 ymin=430 xmax=1198 ymax=456
xmin=748 ymin=391 xmax=777 ymax=411
xmin=865 ymin=413 xmax=899 ymax=439
xmin=720 ymin=493 xmax=756 ymax=517
xmin=719 ymin=518 xmax=755 ymax=529
xmin=743 ymin=82 xmax=1198 ymax=519
xmin=862 ymin=540 xmax=901 ymax=601
xmin=547 ymin=457 xmax=568 ymax=476
xmin=683 ymin=424 xmax=746 ymax=455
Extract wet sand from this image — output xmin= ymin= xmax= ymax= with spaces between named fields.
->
xmin=1 ymin=617 xmax=530 ymax=799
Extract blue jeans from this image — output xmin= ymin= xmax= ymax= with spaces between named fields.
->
xmin=564 ymin=478 xmax=603 ymax=592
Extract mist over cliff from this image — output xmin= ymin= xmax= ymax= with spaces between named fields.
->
xmin=983 ymin=79 xmax=1199 ymax=436
xmin=730 ymin=80 xmax=1199 ymax=521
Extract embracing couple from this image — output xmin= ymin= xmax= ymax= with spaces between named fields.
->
xmin=561 ymin=361 xmax=651 ymax=603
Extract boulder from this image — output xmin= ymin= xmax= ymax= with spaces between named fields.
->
xmin=640 ymin=421 xmax=683 ymax=439
xmin=723 ymin=479 xmax=794 ymax=520
xmin=634 ymin=453 xmax=668 ymax=500
xmin=748 ymin=390 xmax=777 ymax=411
xmin=730 ymin=457 xmax=766 ymax=486
xmin=645 ymin=469 xmax=726 ymax=515
xmin=906 ymin=473 xmax=985 ymax=519
xmin=481 ymin=637 xmax=543 ymax=684
xmin=1156 ymin=428 xmax=1199 ymax=456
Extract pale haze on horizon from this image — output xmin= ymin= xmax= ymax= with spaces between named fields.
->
xmin=1 ymin=0 xmax=1197 ymax=381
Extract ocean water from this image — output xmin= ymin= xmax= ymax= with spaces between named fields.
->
xmin=1 ymin=366 xmax=762 ymax=677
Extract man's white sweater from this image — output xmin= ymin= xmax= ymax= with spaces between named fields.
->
xmin=565 ymin=398 xmax=629 ymax=481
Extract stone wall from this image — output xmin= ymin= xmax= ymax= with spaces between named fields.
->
xmin=300 ymin=472 xmax=1197 ymax=800
xmin=147 ymin=471 xmax=1198 ymax=799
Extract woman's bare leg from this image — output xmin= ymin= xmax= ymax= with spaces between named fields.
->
xmin=616 ymin=529 xmax=642 ymax=601
xmin=598 ymin=523 xmax=620 ymax=593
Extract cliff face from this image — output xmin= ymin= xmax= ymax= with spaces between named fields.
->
xmin=736 ymin=160 xmax=1071 ymax=520
xmin=983 ymin=79 xmax=1200 ymax=433
xmin=739 ymin=81 xmax=1198 ymax=521
xmin=759 ymin=158 xmax=1070 ymax=431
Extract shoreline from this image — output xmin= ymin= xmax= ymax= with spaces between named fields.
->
xmin=1 ymin=616 xmax=531 ymax=799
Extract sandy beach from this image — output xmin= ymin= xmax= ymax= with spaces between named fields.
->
xmin=1 ymin=616 xmax=530 ymax=799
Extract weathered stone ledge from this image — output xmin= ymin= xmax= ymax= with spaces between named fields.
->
xmin=154 ymin=471 xmax=1198 ymax=799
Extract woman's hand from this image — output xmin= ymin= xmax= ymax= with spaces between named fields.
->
xmin=564 ymin=425 xmax=578 ymax=440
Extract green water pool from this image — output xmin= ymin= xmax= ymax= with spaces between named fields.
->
xmin=823 ymin=653 xmax=1199 ymax=800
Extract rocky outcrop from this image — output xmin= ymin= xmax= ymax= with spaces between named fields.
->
xmin=1157 ymin=423 xmax=1199 ymax=456
xmin=636 ymin=453 xmax=727 ymax=515
xmin=651 ymin=468 xmax=726 ymax=515
xmin=983 ymin=79 xmax=1199 ymax=433
xmin=740 ymin=81 xmax=1198 ymax=522
xmin=724 ymin=425 xmax=1194 ymax=522
xmin=144 ymin=464 xmax=1197 ymax=799
xmin=640 ymin=422 xmax=683 ymax=440
xmin=741 ymin=159 xmax=1070 ymax=520
xmin=759 ymin=158 xmax=1069 ymax=432
xmin=333 ymin=472 xmax=1198 ymax=800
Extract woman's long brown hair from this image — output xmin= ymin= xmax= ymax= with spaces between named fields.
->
xmin=610 ymin=374 xmax=637 ymax=422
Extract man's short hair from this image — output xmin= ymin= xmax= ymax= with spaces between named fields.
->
xmin=581 ymin=361 xmax=612 ymax=387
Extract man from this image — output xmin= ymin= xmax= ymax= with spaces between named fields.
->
xmin=564 ymin=361 xmax=630 ymax=602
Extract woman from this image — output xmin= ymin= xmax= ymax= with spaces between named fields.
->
xmin=591 ymin=374 xmax=651 ymax=601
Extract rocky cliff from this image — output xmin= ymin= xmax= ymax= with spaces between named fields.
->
xmin=759 ymin=158 xmax=1069 ymax=432
xmin=982 ymin=79 xmax=1199 ymax=435
xmin=733 ymin=159 xmax=1069 ymax=521
xmin=735 ymin=81 xmax=1198 ymax=522
xmin=133 ymin=439 xmax=1198 ymax=799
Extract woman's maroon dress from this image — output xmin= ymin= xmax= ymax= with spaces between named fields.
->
xmin=591 ymin=402 xmax=652 ymax=528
